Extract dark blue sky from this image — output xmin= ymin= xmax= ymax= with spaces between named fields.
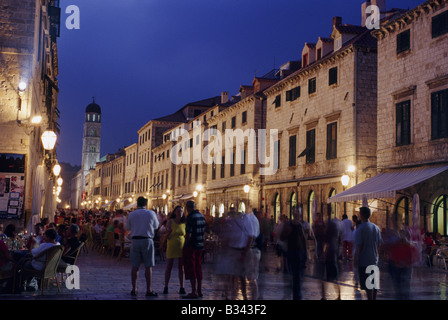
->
xmin=56 ymin=0 xmax=423 ymax=166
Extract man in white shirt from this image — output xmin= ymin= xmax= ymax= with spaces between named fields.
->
xmin=341 ymin=214 xmax=354 ymax=261
xmin=245 ymin=209 xmax=261 ymax=300
xmin=29 ymin=228 xmax=58 ymax=270
xmin=126 ymin=196 xmax=159 ymax=297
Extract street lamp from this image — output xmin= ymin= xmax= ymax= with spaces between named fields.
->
xmin=57 ymin=177 xmax=63 ymax=186
xmin=41 ymin=129 xmax=57 ymax=150
xmin=53 ymin=163 xmax=61 ymax=176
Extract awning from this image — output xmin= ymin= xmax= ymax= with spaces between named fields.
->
xmin=328 ymin=165 xmax=448 ymax=203
xmin=101 ymin=200 xmax=114 ymax=208
xmin=123 ymin=202 xmax=137 ymax=210
xmin=180 ymin=194 xmax=194 ymax=200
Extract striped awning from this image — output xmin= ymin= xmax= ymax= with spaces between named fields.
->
xmin=327 ymin=165 xmax=448 ymax=203
xmin=101 ymin=200 xmax=114 ymax=208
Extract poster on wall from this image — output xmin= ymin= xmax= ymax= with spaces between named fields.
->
xmin=0 ymin=154 xmax=25 ymax=219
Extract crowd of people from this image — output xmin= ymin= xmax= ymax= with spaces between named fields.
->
xmin=0 ymin=200 xmax=441 ymax=300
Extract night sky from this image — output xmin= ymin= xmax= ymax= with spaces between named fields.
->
xmin=56 ymin=0 xmax=423 ymax=166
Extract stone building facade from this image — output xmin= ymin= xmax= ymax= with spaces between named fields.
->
xmin=0 ymin=0 xmax=61 ymax=227
xmin=368 ymin=0 xmax=448 ymax=232
xmin=264 ymin=16 xmax=378 ymax=225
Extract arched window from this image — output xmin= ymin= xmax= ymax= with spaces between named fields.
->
xmin=329 ymin=188 xmax=337 ymax=220
xmin=239 ymin=202 xmax=246 ymax=214
xmin=289 ymin=192 xmax=297 ymax=220
xmin=395 ymin=197 xmax=410 ymax=230
xmin=219 ymin=204 xmax=225 ymax=217
xmin=431 ymin=195 xmax=448 ymax=236
xmin=308 ymin=190 xmax=315 ymax=226
xmin=274 ymin=193 xmax=281 ymax=223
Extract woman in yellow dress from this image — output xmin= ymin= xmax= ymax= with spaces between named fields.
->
xmin=163 ymin=205 xmax=186 ymax=294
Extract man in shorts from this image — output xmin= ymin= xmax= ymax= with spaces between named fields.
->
xmin=126 ymin=197 xmax=159 ymax=297
xmin=354 ymin=206 xmax=382 ymax=300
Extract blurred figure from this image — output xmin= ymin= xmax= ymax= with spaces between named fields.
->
xmin=273 ymin=215 xmax=288 ymax=273
xmin=163 ymin=206 xmax=186 ymax=295
xmin=244 ymin=208 xmax=261 ymax=300
xmin=387 ymin=229 xmax=419 ymax=300
xmin=354 ymin=207 xmax=382 ymax=300
xmin=26 ymin=223 xmax=44 ymax=250
xmin=321 ymin=218 xmax=341 ymax=300
xmin=341 ymin=214 xmax=354 ymax=261
xmin=280 ymin=208 xmax=308 ymax=300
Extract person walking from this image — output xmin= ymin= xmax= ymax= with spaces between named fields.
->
xmin=341 ymin=214 xmax=354 ymax=261
xmin=163 ymin=205 xmax=186 ymax=295
xmin=182 ymin=200 xmax=206 ymax=299
xmin=280 ymin=208 xmax=308 ymax=300
xmin=354 ymin=207 xmax=382 ymax=300
xmin=126 ymin=196 xmax=159 ymax=297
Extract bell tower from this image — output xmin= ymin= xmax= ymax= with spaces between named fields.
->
xmin=81 ymin=97 xmax=101 ymax=186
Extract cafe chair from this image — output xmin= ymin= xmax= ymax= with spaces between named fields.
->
xmin=0 ymin=266 xmax=16 ymax=294
xmin=19 ymin=245 xmax=64 ymax=295
xmin=436 ymin=246 xmax=448 ymax=270
xmin=116 ymin=234 xmax=131 ymax=261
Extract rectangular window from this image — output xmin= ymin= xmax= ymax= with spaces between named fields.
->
xmin=241 ymin=149 xmax=246 ymax=174
xmin=431 ymin=89 xmax=448 ymax=140
xmin=221 ymin=155 xmax=225 ymax=178
xmin=222 ymin=121 xmax=226 ymax=132
xmin=397 ymin=29 xmax=410 ymax=54
xmin=396 ymin=101 xmax=411 ymax=146
xmin=289 ymin=135 xmax=297 ymax=167
xmin=286 ymin=86 xmax=300 ymax=101
xmin=432 ymin=10 xmax=448 ymax=38
xmin=231 ymin=116 xmax=236 ymax=128
xmin=274 ymin=139 xmax=280 ymax=170
xmin=212 ymin=162 xmax=216 ymax=180
xmin=306 ymin=129 xmax=316 ymax=164
xmin=308 ymin=77 xmax=316 ymax=94
xmin=230 ymin=152 xmax=235 ymax=177
xmin=189 ymin=166 xmax=192 ymax=185
xmin=183 ymin=168 xmax=186 ymax=186
xmin=274 ymin=94 xmax=281 ymax=108
xmin=195 ymin=164 xmax=198 ymax=182
xmin=242 ymin=111 xmax=247 ymax=124
xmin=329 ymin=67 xmax=338 ymax=86
xmin=326 ymin=122 xmax=338 ymax=159
xmin=178 ymin=169 xmax=181 ymax=187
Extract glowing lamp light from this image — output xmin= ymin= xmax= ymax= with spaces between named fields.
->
xmin=41 ymin=129 xmax=57 ymax=150
xmin=193 ymin=191 xmax=198 ymax=197
xmin=243 ymin=185 xmax=250 ymax=193
xmin=53 ymin=163 xmax=61 ymax=176
xmin=18 ymin=81 xmax=27 ymax=92
xmin=57 ymin=177 xmax=63 ymax=186
xmin=31 ymin=115 xmax=42 ymax=124
xmin=128 ymin=197 xmax=132 ymax=202
xmin=347 ymin=165 xmax=356 ymax=173
xmin=341 ymin=174 xmax=350 ymax=187
xmin=196 ymin=184 xmax=203 ymax=191
xmin=162 ymin=194 xmax=167 ymax=200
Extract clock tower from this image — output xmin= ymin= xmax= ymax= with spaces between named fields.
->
xmin=81 ymin=98 xmax=101 ymax=186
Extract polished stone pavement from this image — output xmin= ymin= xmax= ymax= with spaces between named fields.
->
xmin=1 ymin=243 xmax=448 ymax=301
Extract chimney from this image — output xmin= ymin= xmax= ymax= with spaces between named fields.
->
xmin=221 ymin=91 xmax=229 ymax=104
xmin=333 ymin=16 xmax=342 ymax=27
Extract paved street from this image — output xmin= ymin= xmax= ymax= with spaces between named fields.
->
xmin=1 ymin=244 xmax=448 ymax=301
